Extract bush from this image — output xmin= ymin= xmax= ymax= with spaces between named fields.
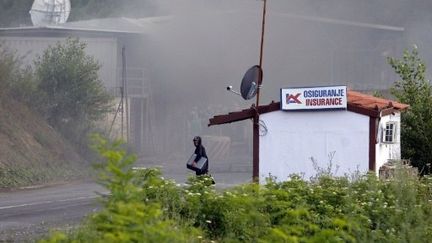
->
xmin=43 ymin=138 xmax=432 ymax=242
xmin=41 ymin=135 xmax=201 ymax=242
xmin=388 ymin=47 xmax=432 ymax=174
xmin=0 ymin=44 xmax=40 ymax=103
xmin=34 ymin=38 xmax=113 ymax=149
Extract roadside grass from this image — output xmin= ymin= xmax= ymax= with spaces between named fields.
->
xmin=0 ymin=162 xmax=91 ymax=189
xmin=0 ymin=44 xmax=92 ymax=191
xmin=41 ymin=137 xmax=432 ymax=243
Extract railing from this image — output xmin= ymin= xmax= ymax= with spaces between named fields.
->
xmin=107 ymin=67 xmax=149 ymax=98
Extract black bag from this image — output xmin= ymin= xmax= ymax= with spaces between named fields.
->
xmin=186 ymin=153 xmax=208 ymax=174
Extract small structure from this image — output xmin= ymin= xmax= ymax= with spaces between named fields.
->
xmin=209 ymin=88 xmax=409 ymax=182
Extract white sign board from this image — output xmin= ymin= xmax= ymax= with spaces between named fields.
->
xmin=281 ymin=85 xmax=347 ymax=110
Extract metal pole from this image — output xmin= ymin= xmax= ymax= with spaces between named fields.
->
xmin=121 ymin=88 xmax=124 ymax=139
xmin=253 ymin=0 xmax=267 ymax=182
xmin=122 ymin=46 xmax=130 ymax=143
xmin=259 ymin=0 xmax=267 ymax=67
xmin=255 ymin=0 xmax=267 ymax=108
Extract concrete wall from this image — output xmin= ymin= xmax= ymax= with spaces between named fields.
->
xmin=259 ymin=110 xmax=369 ymax=182
xmin=375 ymin=112 xmax=401 ymax=174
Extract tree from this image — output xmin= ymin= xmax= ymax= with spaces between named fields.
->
xmin=0 ymin=44 xmax=38 ymax=104
xmin=387 ymin=47 xmax=432 ymax=174
xmin=0 ymin=44 xmax=20 ymax=98
xmin=34 ymin=38 xmax=113 ymax=147
xmin=0 ymin=0 xmax=33 ymax=27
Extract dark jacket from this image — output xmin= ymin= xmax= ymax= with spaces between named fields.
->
xmin=193 ymin=137 xmax=209 ymax=175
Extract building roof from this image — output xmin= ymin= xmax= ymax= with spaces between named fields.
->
xmin=348 ymin=90 xmax=408 ymax=111
xmin=0 ymin=16 xmax=171 ymax=36
xmin=209 ymin=90 xmax=409 ymax=126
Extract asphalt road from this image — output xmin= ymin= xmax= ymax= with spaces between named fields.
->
xmin=0 ymin=160 xmax=252 ymax=242
xmin=0 ymin=181 xmax=105 ymax=242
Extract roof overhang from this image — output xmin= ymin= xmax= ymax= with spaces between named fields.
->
xmin=209 ymin=90 xmax=409 ymax=126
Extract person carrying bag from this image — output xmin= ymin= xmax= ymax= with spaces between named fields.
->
xmin=187 ymin=136 xmax=209 ymax=175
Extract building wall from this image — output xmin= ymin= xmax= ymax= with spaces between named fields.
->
xmin=0 ymin=36 xmax=118 ymax=89
xmin=259 ymin=110 xmax=369 ymax=183
xmin=375 ymin=112 xmax=401 ymax=174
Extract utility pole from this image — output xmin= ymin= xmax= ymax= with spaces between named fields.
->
xmin=253 ymin=0 xmax=267 ymax=182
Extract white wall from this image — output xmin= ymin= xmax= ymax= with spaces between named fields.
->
xmin=375 ymin=112 xmax=401 ymax=174
xmin=259 ymin=110 xmax=369 ymax=182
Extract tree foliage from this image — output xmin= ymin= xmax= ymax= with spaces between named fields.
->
xmin=34 ymin=38 xmax=113 ymax=145
xmin=42 ymin=138 xmax=432 ymax=242
xmin=387 ymin=47 xmax=432 ymax=174
xmin=0 ymin=44 xmax=22 ymax=97
xmin=0 ymin=43 xmax=39 ymax=104
xmin=0 ymin=0 xmax=33 ymax=27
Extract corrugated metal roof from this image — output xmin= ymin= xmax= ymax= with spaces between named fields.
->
xmin=209 ymin=90 xmax=409 ymax=126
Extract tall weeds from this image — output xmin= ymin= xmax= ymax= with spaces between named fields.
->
xmin=42 ymin=137 xmax=432 ymax=242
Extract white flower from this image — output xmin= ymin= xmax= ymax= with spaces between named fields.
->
xmin=206 ymin=220 xmax=212 ymax=224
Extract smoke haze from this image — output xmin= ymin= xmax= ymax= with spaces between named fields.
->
xmin=138 ymin=0 xmax=432 ymax=164
xmin=2 ymin=0 xmax=432 ymax=180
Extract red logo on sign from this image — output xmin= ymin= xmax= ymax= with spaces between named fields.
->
xmin=286 ymin=93 xmax=302 ymax=104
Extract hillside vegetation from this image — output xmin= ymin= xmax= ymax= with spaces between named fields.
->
xmin=0 ymin=98 xmax=84 ymax=188
xmin=0 ymin=39 xmax=112 ymax=188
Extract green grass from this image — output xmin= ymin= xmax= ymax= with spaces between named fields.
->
xmin=0 ymin=162 xmax=90 ymax=189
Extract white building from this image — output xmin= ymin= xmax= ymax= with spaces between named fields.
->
xmin=209 ymin=89 xmax=409 ymax=182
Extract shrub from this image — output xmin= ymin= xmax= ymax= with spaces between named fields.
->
xmin=42 ymin=138 xmax=432 ymax=242
xmin=42 ymin=135 xmax=202 ymax=242
xmin=0 ymin=44 xmax=39 ymax=103
xmin=34 ymin=38 xmax=113 ymax=149
xmin=388 ymin=47 xmax=432 ymax=174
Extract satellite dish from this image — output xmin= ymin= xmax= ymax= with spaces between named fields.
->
xmin=30 ymin=0 xmax=71 ymax=26
xmin=240 ymin=65 xmax=262 ymax=100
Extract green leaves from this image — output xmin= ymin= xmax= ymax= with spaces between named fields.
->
xmin=34 ymin=38 xmax=113 ymax=147
xmin=387 ymin=47 xmax=432 ymax=174
xmin=43 ymin=138 xmax=432 ymax=242
xmin=50 ymin=136 xmax=202 ymax=242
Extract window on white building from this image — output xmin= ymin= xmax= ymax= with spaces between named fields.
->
xmin=382 ymin=122 xmax=397 ymax=143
